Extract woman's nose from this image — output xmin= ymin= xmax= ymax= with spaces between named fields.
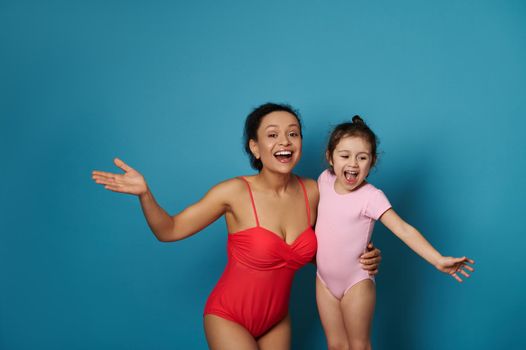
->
xmin=278 ymin=134 xmax=291 ymax=146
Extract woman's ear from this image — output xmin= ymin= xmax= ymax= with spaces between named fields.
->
xmin=249 ymin=139 xmax=260 ymax=160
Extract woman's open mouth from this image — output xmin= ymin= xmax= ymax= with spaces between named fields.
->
xmin=274 ymin=150 xmax=293 ymax=163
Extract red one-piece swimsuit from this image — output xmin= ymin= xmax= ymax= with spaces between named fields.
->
xmin=204 ymin=176 xmax=317 ymax=338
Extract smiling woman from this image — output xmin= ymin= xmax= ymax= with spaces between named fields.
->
xmin=91 ymin=103 xmax=382 ymax=350
xmin=243 ymin=103 xmax=303 ymax=171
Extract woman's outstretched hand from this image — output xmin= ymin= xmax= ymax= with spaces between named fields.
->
xmin=92 ymin=158 xmax=148 ymax=196
xmin=360 ymin=243 xmax=382 ymax=276
xmin=436 ymin=256 xmax=475 ymax=282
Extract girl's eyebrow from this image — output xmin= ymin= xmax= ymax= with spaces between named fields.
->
xmin=337 ymin=150 xmax=370 ymax=155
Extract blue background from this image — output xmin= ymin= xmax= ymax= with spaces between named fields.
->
xmin=1 ymin=0 xmax=525 ymax=349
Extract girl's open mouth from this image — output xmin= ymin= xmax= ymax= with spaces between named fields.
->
xmin=344 ymin=170 xmax=358 ymax=183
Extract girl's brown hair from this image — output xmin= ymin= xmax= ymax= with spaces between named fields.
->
xmin=326 ymin=115 xmax=379 ymax=174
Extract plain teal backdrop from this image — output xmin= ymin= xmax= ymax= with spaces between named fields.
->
xmin=1 ymin=0 xmax=525 ymax=349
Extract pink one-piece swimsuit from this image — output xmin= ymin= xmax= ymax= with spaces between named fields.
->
xmin=316 ymin=169 xmax=391 ymax=299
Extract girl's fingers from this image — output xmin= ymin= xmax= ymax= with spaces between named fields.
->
xmin=457 ymin=257 xmax=475 ymax=265
xmin=462 ymin=264 xmax=475 ymax=272
xmin=451 ymin=273 xmax=463 ymax=283
xmin=451 ymin=257 xmax=468 ymax=264
xmin=459 ymin=270 xmax=471 ymax=278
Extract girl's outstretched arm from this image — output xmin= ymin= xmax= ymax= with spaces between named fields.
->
xmin=379 ymin=209 xmax=475 ymax=282
xmin=92 ymin=158 xmax=229 ymax=242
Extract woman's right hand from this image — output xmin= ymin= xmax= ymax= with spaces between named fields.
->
xmin=360 ymin=243 xmax=382 ymax=276
xmin=92 ymin=158 xmax=148 ymax=196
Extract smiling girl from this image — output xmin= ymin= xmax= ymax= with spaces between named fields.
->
xmin=315 ymin=116 xmax=475 ymax=350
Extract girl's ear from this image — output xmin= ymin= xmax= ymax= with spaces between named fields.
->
xmin=249 ymin=139 xmax=260 ymax=160
xmin=326 ymin=150 xmax=333 ymax=166
xmin=371 ymin=154 xmax=377 ymax=168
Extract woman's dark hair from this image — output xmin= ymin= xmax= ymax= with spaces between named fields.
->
xmin=326 ymin=115 xmax=379 ymax=174
xmin=243 ymin=102 xmax=302 ymax=171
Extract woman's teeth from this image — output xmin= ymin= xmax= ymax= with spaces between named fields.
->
xmin=274 ymin=150 xmax=292 ymax=162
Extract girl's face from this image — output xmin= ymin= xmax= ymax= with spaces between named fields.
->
xmin=250 ymin=111 xmax=302 ymax=174
xmin=329 ymin=135 xmax=374 ymax=193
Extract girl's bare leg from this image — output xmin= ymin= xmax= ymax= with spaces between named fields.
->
xmin=204 ymin=314 xmax=259 ymax=350
xmin=258 ymin=314 xmax=291 ymax=350
xmin=340 ymin=279 xmax=375 ymax=350
xmin=316 ymin=276 xmax=349 ymax=350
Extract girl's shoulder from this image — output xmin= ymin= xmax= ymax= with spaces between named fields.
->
xmin=359 ymin=182 xmax=386 ymax=197
xmin=317 ymin=169 xmax=333 ymax=183
xmin=362 ymin=182 xmax=380 ymax=191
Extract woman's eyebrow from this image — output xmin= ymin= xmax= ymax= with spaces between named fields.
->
xmin=264 ymin=123 xmax=299 ymax=129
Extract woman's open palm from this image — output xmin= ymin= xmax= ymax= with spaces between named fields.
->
xmin=92 ymin=158 xmax=147 ymax=195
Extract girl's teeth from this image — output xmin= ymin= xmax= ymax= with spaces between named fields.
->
xmin=344 ymin=171 xmax=358 ymax=180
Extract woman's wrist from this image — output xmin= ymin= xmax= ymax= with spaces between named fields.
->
xmin=139 ymin=186 xmax=152 ymax=199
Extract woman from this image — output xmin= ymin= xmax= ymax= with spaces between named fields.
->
xmin=92 ymin=103 xmax=382 ymax=349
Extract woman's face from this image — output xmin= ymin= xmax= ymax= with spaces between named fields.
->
xmin=250 ymin=111 xmax=302 ymax=174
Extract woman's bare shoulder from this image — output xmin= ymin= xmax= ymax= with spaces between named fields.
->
xmin=210 ymin=176 xmax=247 ymax=195
xmin=298 ymin=176 xmax=319 ymax=198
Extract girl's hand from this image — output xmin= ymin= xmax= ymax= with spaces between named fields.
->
xmin=92 ymin=158 xmax=148 ymax=196
xmin=360 ymin=243 xmax=382 ymax=276
xmin=436 ymin=256 xmax=475 ymax=282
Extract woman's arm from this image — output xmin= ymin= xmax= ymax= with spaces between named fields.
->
xmin=139 ymin=181 xmax=229 ymax=242
xmin=92 ymin=158 xmax=231 ymax=242
xmin=379 ymin=208 xmax=475 ymax=282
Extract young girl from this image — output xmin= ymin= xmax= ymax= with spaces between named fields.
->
xmin=315 ymin=116 xmax=475 ymax=350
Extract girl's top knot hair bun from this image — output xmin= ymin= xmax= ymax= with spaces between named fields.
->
xmin=352 ymin=115 xmax=365 ymax=124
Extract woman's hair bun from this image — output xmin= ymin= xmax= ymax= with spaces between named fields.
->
xmin=352 ymin=115 xmax=365 ymax=124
